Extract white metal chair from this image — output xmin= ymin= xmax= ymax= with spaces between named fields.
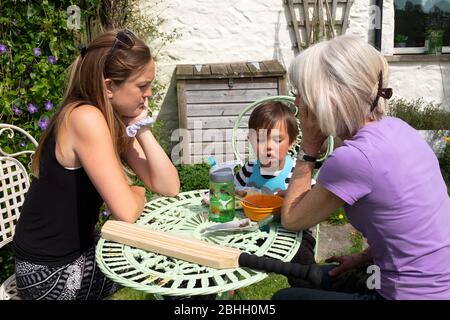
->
xmin=0 ymin=124 xmax=38 ymax=300
xmin=231 ymin=96 xmax=335 ymax=260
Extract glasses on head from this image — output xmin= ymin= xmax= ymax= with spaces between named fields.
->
xmin=108 ymin=29 xmax=136 ymax=56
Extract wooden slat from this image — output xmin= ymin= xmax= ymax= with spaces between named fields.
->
xmin=185 ymin=129 xmax=249 ymax=142
xmin=176 ymin=64 xmax=193 ymax=77
xmin=262 ymin=60 xmax=286 ymax=74
xmin=278 ymin=77 xmax=288 ymax=96
xmin=302 ymin=0 xmax=311 ymax=46
xmin=325 ymin=0 xmax=336 ymax=37
xmin=229 ymin=63 xmax=252 ymax=77
xmin=331 ymin=0 xmax=338 ymax=22
xmin=186 ymin=103 xmax=253 ymax=117
xmin=185 ymin=78 xmax=278 ymax=91
xmin=189 ymin=141 xmax=249 ymax=155
xmin=176 ymin=80 xmax=187 ymax=129
xmin=185 ymin=88 xmax=277 ymax=104
xmin=101 ymin=221 xmax=241 ymax=269
xmin=193 ymin=64 xmax=212 ymax=76
xmin=318 ymin=0 xmax=325 ymax=40
xmin=210 ymin=63 xmax=230 ymax=76
xmin=293 ymin=19 xmax=343 ymax=27
xmin=309 ymin=0 xmax=318 ymax=43
xmin=187 ymin=116 xmax=250 ymax=130
xmin=176 ymin=60 xmax=285 ymax=79
xmin=246 ymin=61 xmax=269 ymax=76
xmin=341 ymin=0 xmax=353 ymax=34
xmin=292 ymin=0 xmax=347 ymax=3
xmin=288 ymin=0 xmax=303 ymax=49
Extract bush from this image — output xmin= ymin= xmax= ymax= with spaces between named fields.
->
xmin=327 ymin=207 xmax=349 ymax=225
xmin=0 ymin=247 xmax=14 ymax=284
xmin=0 ymin=0 xmax=100 ymax=140
xmin=387 ymin=98 xmax=450 ymax=130
xmin=175 ymin=163 xmax=211 ymax=192
xmin=438 ymin=141 xmax=450 ymax=186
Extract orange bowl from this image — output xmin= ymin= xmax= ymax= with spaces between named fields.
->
xmin=240 ymin=194 xmax=283 ymax=221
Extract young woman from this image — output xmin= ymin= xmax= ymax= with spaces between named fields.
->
xmin=12 ymin=29 xmax=180 ymax=300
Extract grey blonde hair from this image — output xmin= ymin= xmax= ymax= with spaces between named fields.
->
xmin=289 ymin=35 xmax=390 ymax=138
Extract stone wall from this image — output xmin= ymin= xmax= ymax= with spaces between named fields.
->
xmin=143 ymin=0 xmax=449 ymax=136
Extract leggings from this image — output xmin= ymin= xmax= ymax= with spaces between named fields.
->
xmin=15 ymin=241 xmax=120 ymax=300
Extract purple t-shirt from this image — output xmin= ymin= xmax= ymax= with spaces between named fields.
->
xmin=318 ymin=116 xmax=450 ymax=300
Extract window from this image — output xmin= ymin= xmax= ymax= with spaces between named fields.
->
xmin=394 ymin=0 xmax=450 ymax=54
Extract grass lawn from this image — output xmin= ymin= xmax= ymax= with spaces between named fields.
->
xmin=110 ymin=273 xmax=289 ymax=300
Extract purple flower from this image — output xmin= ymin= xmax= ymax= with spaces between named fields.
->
xmin=101 ymin=210 xmax=110 ymax=217
xmin=44 ymin=100 xmax=53 ymax=111
xmin=27 ymin=103 xmax=38 ymax=114
xmin=47 ymin=55 xmax=57 ymax=65
xmin=12 ymin=105 xmax=22 ymax=115
xmin=33 ymin=47 xmax=41 ymax=57
xmin=12 ymin=19 xmax=17 ymax=27
xmin=38 ymin=117 xmax=50 ymax=131
xmin=20 ymin=141 xmax=26 ymax=148
xmin=0 ymin=44 xmax=7 ymax=54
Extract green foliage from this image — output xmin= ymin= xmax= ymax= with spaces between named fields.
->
xmin=394 ymin=34 xmax=408 ymax=43
xmin=0 ymin=0 xmax=101 ymax=140
xmin=0 ymin=1 xmax=180 ymax=154
xmin=387 ymin=98 xmax=450 ymax=130
xmin=0 ymin=1 xmax=180 ymax=292
xmin=327 ymin=207 xmax=348 ymax=225
xmin=175 ymin=163 xmax=211 ymax=192
xmin=0 ymin=247 xmax=14 ymax=284
xmin=349 ymin=231 xmax=364 ymax=254
xmin=438 ymin=141 xmax=450 ymax=186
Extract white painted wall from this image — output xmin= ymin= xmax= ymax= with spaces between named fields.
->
xmin=143 ymin=0 xmax=449 ymax=132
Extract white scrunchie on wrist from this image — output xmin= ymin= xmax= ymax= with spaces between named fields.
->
xmin=126 ymin=116 xmax=154 ymax=137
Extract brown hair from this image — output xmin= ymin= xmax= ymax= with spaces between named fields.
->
xmin=248 ymin=101 xmax=298 ymax=144
xmin=31 ymin=30 xmax=152 ymax=177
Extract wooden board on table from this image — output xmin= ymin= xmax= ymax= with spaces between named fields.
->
xmin=101 ymin=220 xmax=242 ymax=269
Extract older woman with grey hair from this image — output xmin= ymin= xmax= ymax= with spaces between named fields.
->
xmin=273 ymin=35 xmax=450 ymax=300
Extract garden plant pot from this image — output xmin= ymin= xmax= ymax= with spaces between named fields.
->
xmin=426 ymin=29 xmax=444 ymax=55
xmin=395 ymin=42 xmax=406 ymax=48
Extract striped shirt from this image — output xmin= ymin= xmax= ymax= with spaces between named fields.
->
xmin=234 ymin=158 xmax=297 ymax=190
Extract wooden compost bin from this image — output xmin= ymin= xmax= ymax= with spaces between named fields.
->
xmin=175 ymin=60 xmax=287 ymax=164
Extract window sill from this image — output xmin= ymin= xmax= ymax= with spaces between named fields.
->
xmin=385 ymin=54 xmax=450 ymax=62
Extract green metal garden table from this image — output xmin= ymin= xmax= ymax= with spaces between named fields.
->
xmin=95 ymin=189 xmax=302 ymax=297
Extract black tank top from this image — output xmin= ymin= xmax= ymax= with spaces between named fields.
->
xmin=13 ymin=129 xmax=103 ymax=266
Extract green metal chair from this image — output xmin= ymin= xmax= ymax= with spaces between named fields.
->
xmin=231 ymin=95 xmax=335 ymax=260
